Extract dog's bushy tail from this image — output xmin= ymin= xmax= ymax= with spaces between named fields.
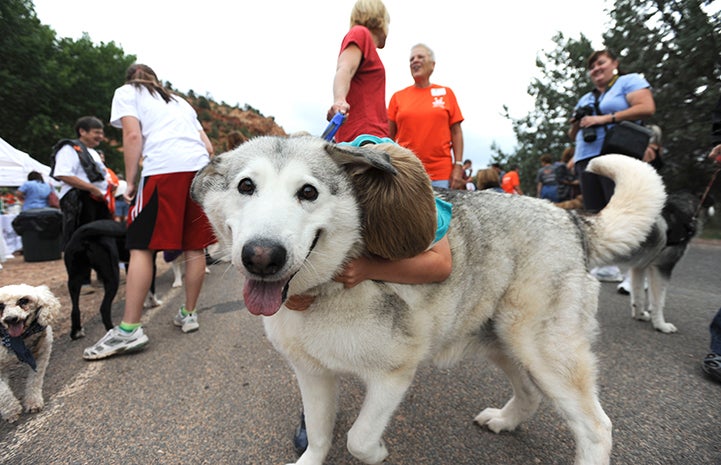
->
xmin=584 ymin=154 xmax=666 ymax=267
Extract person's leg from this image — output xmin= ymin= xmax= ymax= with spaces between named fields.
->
xmin=82 ymin=248 xmax=153 ymax=360
xmin=702 ymin=307 xmax=721 ymax=383
xmin=182 ymin=249 xmax=206 ymax=313
xmin=172 ymin=249 xmax=205 ymax=333
xmin=122 ymin=249 xmax=155 ymax=324
xmin=710 ymin=307 xmax=721 ymax=355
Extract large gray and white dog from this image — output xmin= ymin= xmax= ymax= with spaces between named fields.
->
xmin=191 ymin=136 xmax=666 ymax=465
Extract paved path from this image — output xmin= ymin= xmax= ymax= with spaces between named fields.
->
xmin=0 ymin=242 xmax=719 ymax=464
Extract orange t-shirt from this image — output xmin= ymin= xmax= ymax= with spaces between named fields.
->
xmin=388 ymin=84 xmax=464 ymax=181
xmin=501 ymin=170 xmax=520 ymax=194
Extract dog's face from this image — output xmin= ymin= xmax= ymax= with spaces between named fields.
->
xmin=0 ymin=284 xmax=60 ymax=336
xmin=191 ymin=136 xmax=435 ymax=317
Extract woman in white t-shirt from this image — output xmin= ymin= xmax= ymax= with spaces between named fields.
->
xmin=84 ymin=64 xmax=216 ymax=360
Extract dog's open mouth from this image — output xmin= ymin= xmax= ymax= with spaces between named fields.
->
xmin=243 ymin=278 xmax=290 ymax=316
xmin=4 ymin=320 xmax=26 ymax=338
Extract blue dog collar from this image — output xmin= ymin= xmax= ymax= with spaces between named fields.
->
xmin=338 ymin=134 xmax=395 ymax=147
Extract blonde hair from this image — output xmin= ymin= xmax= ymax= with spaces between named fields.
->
xmin=475 ymin=168 xmax=501 ymax=191
xmin=350 ymin=0 xmax=390 ymax=36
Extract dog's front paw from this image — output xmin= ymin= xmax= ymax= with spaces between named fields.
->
xmin=348 ymin=438 xmax=388 ymax=464
xmin=1 ymin=400 xmax=23 ymax=423
xmin=474 ymin=407 xmax=519 ymax=434
xmin=71 ymin=327 xmax=86 ymax=340
xmin=654 ymin=322 xmax=678 ymax=334
xmin=24 ymin=394 xmax=44 ymax=413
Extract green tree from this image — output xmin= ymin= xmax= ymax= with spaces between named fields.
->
xmin=0 ymin=0 xmax=135 ymax=169
xmin=496 ymin=0 xmax=721 ymax=197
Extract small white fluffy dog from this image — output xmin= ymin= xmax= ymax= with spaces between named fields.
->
xmin=0 ymin=284 xmax=60 ymax=422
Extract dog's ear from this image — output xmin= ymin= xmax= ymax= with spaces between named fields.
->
xmin=35 ymin=285 xmax=61 ymax=327
xmin=191 ymin=156 xmax=229 ymax=204
xmin=325 ymin=143 xmax=398 ymax=176
xmin=328 ymin=142 xmax=437 ymax=260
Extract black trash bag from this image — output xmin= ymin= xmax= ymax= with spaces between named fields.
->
xmin=12 ymin=208 xmax=64 ymax=239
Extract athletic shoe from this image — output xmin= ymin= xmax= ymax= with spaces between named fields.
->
xmin=83 ymin=326 xmax=148 ymax=360
xmin=617 ymin=275 xmax=649 ymax=295
xmin=173 ymin=307 xmax=199 ymax=333
xmin=591 ymin=266 xmax=623 ymax=283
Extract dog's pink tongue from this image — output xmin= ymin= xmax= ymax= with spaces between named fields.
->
xmin=243 ymin=279 xmax=285 ymax=316
xmin=7 ymin=322 xmax=24 ymax=338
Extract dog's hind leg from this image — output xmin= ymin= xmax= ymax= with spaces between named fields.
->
xmin=474 ymin=347 xmax=542 ymax=433
xmin=345 ymin=370 xmax=416 ymax=464
xmin=629 ymin=267 xmax=650 ymax=322
xmin=521 ymin=337 xmax=611 ymax=465
xmin=292 ymin=368 xmax=339 ymax=465
xmin=99 ymin=267 xmax=120 ymax=331
xmin=647 ymin=266 xmax=677 ymax=333
xmin=68 ymin=275 xmax=85 ymax=340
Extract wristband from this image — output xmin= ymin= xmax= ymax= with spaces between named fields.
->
xmin=454 ymin=161 xmax=464 ymax=166
xmin=611 ymin=113 xmax=616 ymax=124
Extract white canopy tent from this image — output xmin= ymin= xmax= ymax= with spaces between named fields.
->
xmin=0 ymin=137 xmax=53 ymax=187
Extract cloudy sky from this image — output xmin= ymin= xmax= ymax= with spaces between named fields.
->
xmin=33 ymin=0 xmax=607 ymax=168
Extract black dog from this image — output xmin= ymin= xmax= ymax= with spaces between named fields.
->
xmin=64 ymin=220 xmax=128 ymax=340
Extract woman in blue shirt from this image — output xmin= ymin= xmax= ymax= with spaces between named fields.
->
xmin=568 ymin=49 xmax=655 ymax=212
xmin=16 ymin=171 xmax=52 ymax=211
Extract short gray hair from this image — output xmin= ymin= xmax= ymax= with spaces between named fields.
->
xmin=411 ymin=43 xmax=435 ymax=62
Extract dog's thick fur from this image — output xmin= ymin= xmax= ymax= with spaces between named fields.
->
xmin=63 ymin=220 xmax=128 ymax=340
xmin=620 ymin=191 xmax=714 ymax=333
xmin=0 ymin=284 xmax=60 ymax=422
xmin=191 ymin=136 xmax=666 ymax=465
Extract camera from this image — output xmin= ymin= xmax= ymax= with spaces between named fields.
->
xmin=573 ymin=105 xmax=597 ymax=143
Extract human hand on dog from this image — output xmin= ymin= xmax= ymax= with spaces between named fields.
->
xmin=334 ymin=256 xmax=374 ymax=288
xmin=285 ymin=294 xmax=316 ymax=311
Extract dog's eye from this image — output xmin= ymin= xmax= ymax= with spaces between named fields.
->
xmin=298 ymin=184 xmax=318 ymax=201
xmin=237 ymin=178 xmax=255 ymax=195
xmin=17 ymin=298 xmax=29 ymax=307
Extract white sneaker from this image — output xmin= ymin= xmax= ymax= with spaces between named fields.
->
xmin=173 ymin=307 xmax=199 ymax=333
xmin=617 ymin=275 xmax=649 ymax=295
xmin=83 ymin=326 xmax=148 ymax=360
xmin=591 ymin=266 xmax=623 ymax=283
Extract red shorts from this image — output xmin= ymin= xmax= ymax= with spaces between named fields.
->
xmin=126 ymin=171 xmax=216 ymax=251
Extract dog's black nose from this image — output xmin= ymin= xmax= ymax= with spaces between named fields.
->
xmin=241 ymin=239 xmax=287 ymax=277
xmin=3 ymin=316 xmax=21 ymax=326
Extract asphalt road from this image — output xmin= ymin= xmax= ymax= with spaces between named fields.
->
xmin=0 ymin=242 xmax=719 ymax=465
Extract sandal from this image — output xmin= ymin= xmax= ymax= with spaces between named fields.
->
xmin=702 ymin=353 xmax=721 ymax=383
